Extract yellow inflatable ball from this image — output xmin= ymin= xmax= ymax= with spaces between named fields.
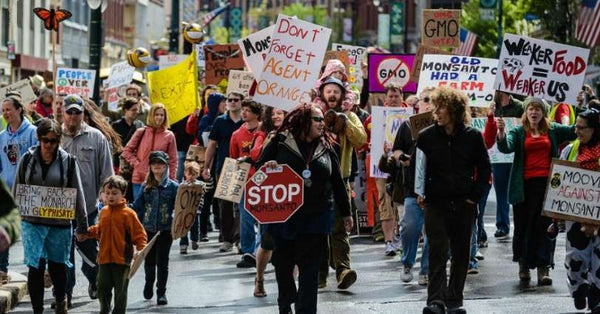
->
xmin=126 ymin=47 xmax=153 ymax=68
xmin=183 ymin=23 xmax=204 ymax=44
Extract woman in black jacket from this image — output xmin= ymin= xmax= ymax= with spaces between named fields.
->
xmin=257 ymin=103 xmax=353 ymax=314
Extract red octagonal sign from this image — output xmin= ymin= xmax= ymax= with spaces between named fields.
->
xmin=244 ymin=164 xmax=304 ymax=224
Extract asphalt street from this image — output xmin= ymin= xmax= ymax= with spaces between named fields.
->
xmin=9 ymin=190 xmax=586 ymax=313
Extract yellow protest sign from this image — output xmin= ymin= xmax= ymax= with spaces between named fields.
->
xmin=148 ymin=51 xmax=199 ymax=123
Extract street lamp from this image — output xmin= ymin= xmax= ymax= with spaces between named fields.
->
xmin=87 ymin=0 xmax=107 ymax=105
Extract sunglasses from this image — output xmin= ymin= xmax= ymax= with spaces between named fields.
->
xmin=227 ymin=98 xmax=241 ymax=103
xmin=420 ymin=97 xmax=430 ymax=103
xmin=40 ymin=137 xmax=59 ymax=144
xmin=65 ymin=109 xmax=83 ymax=115
xmin=311 ymin=116 xmax=325 ymax=123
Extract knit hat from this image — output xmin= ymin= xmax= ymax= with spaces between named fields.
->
xmin=523 ymin=97 xmax=550 ymax=116
xmin=149 ymin=151 xmax=169 ymax=164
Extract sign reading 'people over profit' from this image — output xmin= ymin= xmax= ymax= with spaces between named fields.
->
xmin=368 ymin=54 xmax=417 ymax=93
xmin=421 ymin=9 xmax=461 ymax=47
xmin=253 ymin=14 xmax=332 ymax=112
xmin=16 ymin=184 xmax=77 ymax=220
xmin=494 ymin=34 xmax=590 ymax=104
xmin=418 ymin=54 xmax=498 ymax=107
xmin=56 ymin=68 xmax=96 ymax=98
xmin=237 ymin=25 xmax=276 ymax=78
xmin=543 ymin=160 xmax=600 ymax=225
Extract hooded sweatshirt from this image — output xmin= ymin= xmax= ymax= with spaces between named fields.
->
xmin=132 ymin=163 xmax=179 ymax=233
xmin=313 ymin=60 xmax=356 ymax=112
xmin=197 ymin=93 xmax=225 ymax=144
xmin=0 ymin=118 xmax=38 ymax=189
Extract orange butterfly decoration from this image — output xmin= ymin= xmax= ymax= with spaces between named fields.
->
xmin=33 ymin=7 xmax=72 ymax=31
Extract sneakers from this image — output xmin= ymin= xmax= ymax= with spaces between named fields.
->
xmin=180 ymin=245 xmax=188 ymax=255
xmin=418 ymin=274 xmax=428 ymax=286
xmin=423 ymin=303 xmax=445 ymax=314
xmin=157 ymin=295 xmax=168 ymax=305
xmin=88 ymin=283 xmax=98 ymax=299
xmin=475 ymin=251 xmax=484 ymax=260
xmin=401 ymin=265 xmax=414 ymax=283
xmin=200 ymin=235 xmax=209 ymax=242
xmin=478 ymin=240 xmax=488 ymax=248
xmin=337 ymin=269 xmax=357 ymax=289
xmin=385 ymin=241 xmax=396 ymax=256
xmin=219 ymin=241 xmax=233 ymax=252
xmin=192 ymin=241 xmax=199 ymax=250
xmin=494 ymin=230 xmax=509 ymax=239
xmin=467 ymin=266 xmax=479 ymax=274
xmin=236 ymin=253 xmax=257 ymax=268
xmin=143 ymin=282 xmax=153 ymax=300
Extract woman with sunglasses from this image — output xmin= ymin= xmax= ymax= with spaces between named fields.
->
xmin=256 ymin=103 xmax=352 ymax=314
xmin=13 ymin=118 xmax=88 ymax=314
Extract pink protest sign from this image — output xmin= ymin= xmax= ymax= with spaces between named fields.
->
xmin=368 ymin=54 xmax=417 ymax=93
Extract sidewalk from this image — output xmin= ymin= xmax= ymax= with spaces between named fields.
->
xmin=0 ymin=271 xmax=27 ymax=313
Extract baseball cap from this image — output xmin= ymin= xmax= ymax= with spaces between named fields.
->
xmin=149 ymin=151 xmax=169 ymax=164
xmin=63 ymin=94 xmax=84 ymax=112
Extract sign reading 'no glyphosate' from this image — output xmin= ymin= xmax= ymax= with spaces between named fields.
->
xmin=244 ymin=164 xmax=304 ymax=224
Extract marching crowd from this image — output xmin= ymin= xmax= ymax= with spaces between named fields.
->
xmin=0 ymin=53 xmax=598 ymax=314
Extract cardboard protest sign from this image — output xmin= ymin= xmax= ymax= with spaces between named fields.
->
xmin=128 ymin=231 xmax=160 ymax=279
xmin=171 ymin=184 xmax=205 ymax=239
xmin=370 ymin=106 xmax=414 ymax=178
xmin=421 ymin=9 xmax=461 ymax=47
xmin=543 ymin=160 xmax=600 ymax=225
xmin=214 ymin=158 xmax=251 ymax=203
xmin=238 ymin=25 xmax=276 ymax=78
xmin=226 ymin=70 xmax=254 ymax=97
xmin=409 ymin=111 xmax=434 ymax=140
xmin=204 ymin=44 xmax=245 ymax=85
xmin=254 ymin=14 xmax=332 ymax=111
xmin=414 ymin=148 xmax=427 ymax=197
xmin=410 ymin=44 xmax=452 ymax=83
xmin=55 ymin=68 xmax=96 ymax=98
xmin=0 ymin=79 xmax=37 ymax=104
xmin=106 ymin=61 xmax=135 ymax=111
xmin=494 ymin=34 xmax=590 ymax=104
xmin=148 ymin=52 xmax=199 ymax=123
xmin=322 ymin=50 xmax=349 ymax=69
xmin=471 ymin=117 xmax=520 ymax=163
xmin=186 ymin=145 xmax=206 ymax=163
xmin=368 ymin=54 xmax=417 ymax=93
xmin=158 ymin=54 xmax=188 ymax=70
xmin=15 ymin=184 xmax=76 ymax=220
xmin=332 ymin=43 xmax=367 ymax=91
xmin=418 ymin=54 xmax=498 ymax=107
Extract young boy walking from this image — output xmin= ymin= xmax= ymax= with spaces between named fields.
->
xmin=85 ymin=175 xmax=147 ymax=314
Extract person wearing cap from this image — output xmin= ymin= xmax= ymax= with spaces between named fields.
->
xmin=316 ymin=76 xmax=366 ymax=290
xmin=132 ymin=150 xmax=179 ymax=306
xmin=60 ymin=94 xmax=114 ymax=302
xmin=497 ymin=97 xmax=576 ymax=286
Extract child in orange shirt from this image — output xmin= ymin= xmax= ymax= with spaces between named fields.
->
xmin=85 ymin=175 xmax=147 ymax=314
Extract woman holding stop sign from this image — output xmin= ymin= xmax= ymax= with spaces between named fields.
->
xmin=257 ymin=103 xmax=353 ymax=314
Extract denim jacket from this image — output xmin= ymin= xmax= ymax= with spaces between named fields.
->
xmin=132 ymin=167 xmax=179 ymax=233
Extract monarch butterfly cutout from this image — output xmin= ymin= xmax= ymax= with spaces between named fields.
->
xmin=33 ymin=7 xmax=72 ymax=31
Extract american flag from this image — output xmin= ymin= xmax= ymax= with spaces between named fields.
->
xmin=576 ymin=0 xmax=600 ymax=47
xmin=201 ymin=4 xmax=230 ymax=28
xmin=452 ymin=27 xmax=478 ymax=56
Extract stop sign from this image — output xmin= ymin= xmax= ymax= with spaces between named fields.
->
xmin=244 ymin=164 xmax=304 ymax=224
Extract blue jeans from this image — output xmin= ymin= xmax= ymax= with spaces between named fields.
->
xmin=0 ymin=250 xmax=8 ymax=272
xmin=176 ymin=150 xmax=186 ymax=183
xmin=180 ymin=213 xmax=200 ymax=245
xmin=470 ymin=221 xmax=479 ymax=269
xmin=493 ymin=163 xmax=512 ymax=234
xmin=132 ymin=183 xmax=142 ymax=201
xmin=400 ymin=197 xmax=429 ymax=275
xmin=239 ymin=195 xmax=260 ymax=255
xmin=477 ymin=184 xmax=491 ymax=243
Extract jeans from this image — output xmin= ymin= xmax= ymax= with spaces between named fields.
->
xmin=0 ymin=250 xmax=8 ymax=272
xmin=179 ymin=214 xmax=200 ymax=246
xmin=132 ymin=184 xmax=142 ymax=201
xmin=469 ymin=221 xmax=479 ymax=269
xmin=176 ymin=150 xmax=186 ymax=183
xmin=400 ymin=197 xmax=429 ymax=275
xmin=492 ymin=163 xmax=511 ymax=234
xmin=67 ymin=211 xmax=99 ymax=296
xmin=145 ymin=231 xmax=173 ymax=297
xmin=477 ymin=184 xmax=491 ymax=243
xmin=239 ymin=195 xmax=260 ymax=255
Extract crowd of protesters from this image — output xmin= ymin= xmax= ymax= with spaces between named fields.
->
xmin=0 ymin=55 xmax=596 ymax=314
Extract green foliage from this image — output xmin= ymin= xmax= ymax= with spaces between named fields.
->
xmin=281 ymin=3 xmax=329 ymax=26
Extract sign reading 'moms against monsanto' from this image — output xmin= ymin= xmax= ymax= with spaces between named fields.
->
xmin=204 ymin=44 xmax=245 ymax=85
xmin=494 ymin=34 xmax=590 ymax=104
xmin=56 ymin=68 xmax=96 ymax=98
xmin=253 ymin=15 xmax=332 ymax=112
xmin=421 ymin=9 xmax=461 ymax=47
xmin=543 ymin=160 xmax=600 ymax=224
xmin=332 ymin=43 xmax=367 ymax=91
xmin=418 ymin=54 xmax=498 ymax=107
xmin=15 ymin=184 xmax=77 ymax=220
xmin=238 ymin=25 xmax=276 ymax=78
xmin=368 ymin=54 xmax=417 ymax=93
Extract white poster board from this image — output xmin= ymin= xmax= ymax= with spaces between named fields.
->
xmin=226 ymin=70 xmax=254 ymax=97
xmin=158 ymin=54 xmax=188 ymax=70
xmin=0 ymin=79 xmax=37 ymax=104
xmin=238 ymin=25 xmax=276 ymax=78
xmin=370 ymin=106 xmax=414 ymax=178
xmin=55 ymin=68 xmax=96 ymax=98
xmin=15 ymin=184 xmax=77 ymax=220
xmin=107 ymin=61 xmax=135 ymax=111
xmin=332 ymin=43 xmax=367 ymax=92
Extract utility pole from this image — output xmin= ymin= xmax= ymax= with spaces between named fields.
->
xmin=170 ymin=0 xmax=180 ymax=53
xmin=89 ymin=3 xmax=102 ymax=105
xmin=497 ymin=0 xmax=503 ymax=57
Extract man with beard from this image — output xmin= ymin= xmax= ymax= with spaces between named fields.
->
xmin=317 ymin=77 xmax=366 ymax=290
xmin=60 ymin=94 xmax=114 ymax=305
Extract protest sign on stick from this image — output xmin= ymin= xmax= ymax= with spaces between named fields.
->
xmin=204 ymin=44 xmax=245 ymax=85
xmin=226 ymin=70 xmax=254 ymax=97
xmin=494 ymin=34 xmax=590 ymax=104
xmin=253 ymin=14 xmax=332 ymax=111
xmin=409 ymin=111 xmax=434 ymax=140
xmin=369 ymin=106 xmax=414 ymax=178
xmin=171 ymin=184 xmax=205 ymax=239
xmin=214 ymin=158 xmax=251 ymax=203
xmin=238 ymin=25 xmax=276 ymax=78
xmin=186 ymin=145 xmax=206 ymax=163
xmin=106 ymin=61 xmax=135 ymax=111
xmin=410 ymin=44 xmax=452 ymax=83
xmin=322 ymin=50 xmax=349 ymax=69
xmin=417 ymin=54 xmax=498 ymax=107
xmin=15 ymin=184 xmax=77 ymax=220
xmin=421 ymin=9 xmax=461 ymax=47
xmin=0 ymin=79 xmax=37 ymax=104
xmin=332 ymin=43 xmax=367 ymax=91
xmin=55 ymin=68 xmax=96 ymax=98
xmin=158 ymin=54 xmax=188 ymax=70
xmin=368 ymin=54 xmax=417 ymax=93
xmin=543 ymin=160 xmax=600 ymax=225
xmin=414 ymin=148 xmax=427 ymax=197
xmin=128 ymin=232 xmax=160 ymax=279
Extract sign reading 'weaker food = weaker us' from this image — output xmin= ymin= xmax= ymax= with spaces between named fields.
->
xmin=253 ymin=15 xmax=332 ymax=112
